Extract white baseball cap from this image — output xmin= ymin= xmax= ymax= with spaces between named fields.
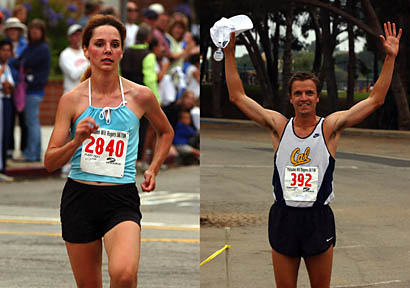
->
xmin=4 ymin=17 xmax=27 ymax=33
xmin=148 ymin=3 xmax=165 ymax=15
xmin=67 ymin=24 xmax=82 ymax=36
xmin=210 ymin=15 xmax=253 ymax=48
xmin=228 ymin=15 xmax=253 ymax=36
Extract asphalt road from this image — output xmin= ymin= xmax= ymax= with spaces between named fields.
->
xmin=200 ymin=121 xmax=410 ymax=288
xmin=0 ymin=165 xmax=199 ymax=288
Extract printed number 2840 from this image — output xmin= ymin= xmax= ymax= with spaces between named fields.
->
xmin=84 ymin=136 xmax=125 ymax=157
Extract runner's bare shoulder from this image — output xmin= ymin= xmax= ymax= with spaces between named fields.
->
xmin=120 ymin=77 xmax=156 ymax=106
xmin=59 ymin=81 xmax=89 ymax=120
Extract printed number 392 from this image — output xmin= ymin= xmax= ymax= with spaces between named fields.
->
xmin=290 ymin=173 xmax=312 ymax=187
xmin=84 ymin=136 xmax=124 ymax=157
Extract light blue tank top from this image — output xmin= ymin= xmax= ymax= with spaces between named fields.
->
xmin=68 ymin=77 xmax=140 ymax=183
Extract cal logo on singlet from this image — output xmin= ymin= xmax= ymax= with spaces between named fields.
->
xmin=272 ymin=118 xmax=335 ymax=207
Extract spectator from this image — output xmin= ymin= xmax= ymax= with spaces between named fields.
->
xmin=13 ymin=19 xmax=50 ymax=162
xmin=4 ymin=18 xmax=27 ymax=81
xmin=152 ymin=9 xmax=172 ymax=61
xmin=191 ymin=96 xmax=200 ymax=131
xmin=0 ymin=12 xmax=3 ymax=39
xmin=141 ymin=8 xmax=158 ymax=29
xmin=148 ymin=3 xmax=165 ymax=15
xmin=124 ymin=1 xmax=139 ymax=48
xmin=173 ymin=111 xmax=199 ymax=163
xmin=121 ymin=23 xmax=159 ymax=101
xmin=185 ymin=53 xmax=200 ymax=99
xmin=100 ymin=5 xmax=120 ymax=18
xmin=3 ymin=17 xmax=27 ymax=159
xmin=121 ymin=23 xmax=159 ymax=169
xmin=166 ymin=14 xmax=192 ymax=71
xmin=77 ymin=0 xmax=102 ymax=27
xmin=0 ymin=39 xmax=15 ymax=182
xmin=12 ymin=4 xmax=28 ymax=25
xmin=163 ymin=89 xmax=195 ymax=129
xmin=59 ymin=24 xmax=89 ymax=94
xmin=151 ymin=36 xmax=175 ymax=107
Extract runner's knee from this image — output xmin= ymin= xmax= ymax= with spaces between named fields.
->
xmin=109 ymin=264 xmax=138 ymax=288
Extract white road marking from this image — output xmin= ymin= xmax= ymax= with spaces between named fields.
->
xmin=140 ymin=191 xmax=199 ymax=207
xmin=331 ymin=279 xmax=402 ymax=287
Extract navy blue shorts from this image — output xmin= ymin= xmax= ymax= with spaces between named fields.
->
xmin=60 ymin=178 xmax=142 ymax=243
xmin=268 ymin=202 xmax=336 ymax=258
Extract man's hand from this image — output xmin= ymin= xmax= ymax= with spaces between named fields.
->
xmin=223 ymin=32 xmax=237 ymax=56
xmin=380 ymin=21 xmax=402 ymax=57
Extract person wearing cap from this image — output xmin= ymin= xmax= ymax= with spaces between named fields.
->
xmin=141 ymin=8 xmax=158 ymax=29
xmin=4 ymin=17 xmax=27 ymax=83
xmin=3 ymin=17 xmax=28 ymax=159
xmin=59 ymin=24 xmax=89 ymax=94
xmin=148 ymin=3 xmax=165 ymax=15
xmin=124 ymin=1 xmax=139 ymax=49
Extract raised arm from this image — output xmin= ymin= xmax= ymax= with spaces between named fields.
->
xmin=223 ymin=32 xmax=287 ymax=135
xmin=326 ymin=22 xmax=402 ymax=133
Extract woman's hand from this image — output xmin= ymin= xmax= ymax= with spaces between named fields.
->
xmin=141 ymin=170 xmax=156 ymax=192
xmin=73 ymin=116 xmax=99 ymax=146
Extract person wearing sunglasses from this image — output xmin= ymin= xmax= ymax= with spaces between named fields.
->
xmin=125 ymin=1 xmax=139 ymax=48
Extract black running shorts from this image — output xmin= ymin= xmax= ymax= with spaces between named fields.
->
xmin=268 ymin=202 xmax=336 ymax=258
xmin=60 ymin=178 xmax=142 ymax=243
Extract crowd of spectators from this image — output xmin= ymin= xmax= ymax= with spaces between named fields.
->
xmin=0 ymin=0 xmax=200 ymax=181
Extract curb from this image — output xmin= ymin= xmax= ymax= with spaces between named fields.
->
xmin=201 ymin=118 xmax=410 ymax=139
xmin=5 ymin=162 xmax=60 ymax=178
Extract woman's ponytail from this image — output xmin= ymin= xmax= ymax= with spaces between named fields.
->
xmin=81 ymin=66 xmax=91 ymax=82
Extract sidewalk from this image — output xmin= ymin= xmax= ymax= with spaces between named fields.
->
xmin=5 ymin=126 xmax=57 ymax=178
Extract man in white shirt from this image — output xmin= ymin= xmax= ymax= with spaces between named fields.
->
xmin=59 ymin=24 xmax=89 ymax=94
xmin=124 ymin=1 xmax=139 ymax=48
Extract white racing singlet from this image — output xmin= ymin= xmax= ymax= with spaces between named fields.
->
xmin=272 ymin=117 xmax=335 ymax=207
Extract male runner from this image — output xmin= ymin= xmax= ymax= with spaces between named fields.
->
xmin=224 ymin=22 xmax=401 ymax=287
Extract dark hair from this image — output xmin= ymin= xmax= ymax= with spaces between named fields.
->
xmin=149 ymin=36 xmax=159 ymax=51
xmin=28 ymin=18 xmax=47 ymax=43
xmin=81 ymin=14 xmax=126 ymax=81
xmin=188 ymin=53 xmax=199 ymax=65
xmin=85 ymin=1 xmax=101 ymax=15
xmin=288 ymin=71 xmax=321 ymax=96
xmin=135 ymin=23 xmax=151 ymax=44
xmin=0 ymin=39 xmax=12 ymax=50
xmin=100 ymin=5 xmax=119 ymax=18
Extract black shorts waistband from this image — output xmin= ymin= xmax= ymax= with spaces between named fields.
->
xmin=273 ymin=200 xmax=330 ymax=211
xmin=67 ymin=177 xmax=136 ymax=192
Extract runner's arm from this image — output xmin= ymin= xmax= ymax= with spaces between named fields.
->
xmin=140 ymin=87 xmax=174 ymax=191
xmin=326 ymin=22 xmax=401 ymax=133
xmin=224 ymin=32 xmax=286 ymax=133
xmin=44 ymin=93 xmax=98 ymax=172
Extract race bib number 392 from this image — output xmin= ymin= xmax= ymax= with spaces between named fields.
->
xmin=284 ymin=166 xmax=319 ymax=202
xmin=80 ymin=128 xmax=129 ymax=178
